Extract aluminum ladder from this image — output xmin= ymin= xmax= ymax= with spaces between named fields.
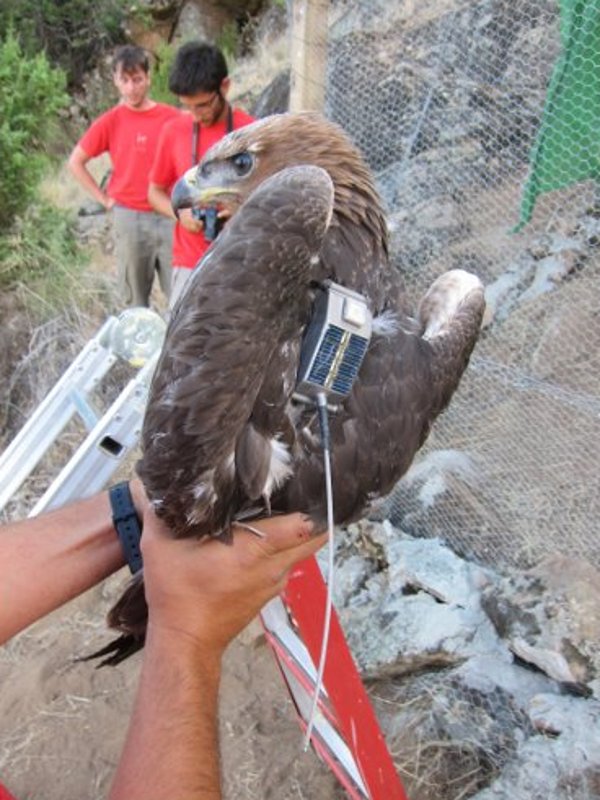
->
xmin=0 ymin=308 xmax=166 ymax=517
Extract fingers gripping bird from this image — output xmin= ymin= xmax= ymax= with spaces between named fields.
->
xmin=96 ymin=113 xmax=485 ymax=665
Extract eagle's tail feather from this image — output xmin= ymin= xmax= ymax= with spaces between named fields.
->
xmin=106 ymin=572 xmax=148 ymax=633
xmin=82 ymin=632 xmax=145 ymax=667
xmin=83 ymin=572 xmax=148 ymax=667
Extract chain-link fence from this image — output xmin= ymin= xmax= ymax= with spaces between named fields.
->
xmin=319 ymin=1 xmax=600 ymax=798
xmin=326 ymin=0 xmax=600 ymax=573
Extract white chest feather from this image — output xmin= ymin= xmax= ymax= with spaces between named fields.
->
xmin=264 ymin=437 xmax=293 ymax=497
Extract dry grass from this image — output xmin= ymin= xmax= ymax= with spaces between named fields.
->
xmin=40 ymin=154 xmax=112 ymax=212
xmin=369 ymin=681 xmax=502 ymax=800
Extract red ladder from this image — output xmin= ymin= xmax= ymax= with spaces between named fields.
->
xmin=261 ymin=554 xmax=408 ymax=799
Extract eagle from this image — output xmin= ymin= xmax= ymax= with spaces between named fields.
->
xmin=95 ymin=112 xmax=485 ymax=665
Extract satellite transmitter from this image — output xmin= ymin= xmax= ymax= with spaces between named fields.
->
xmin=295 ymin=281 xmax=372 ymax=404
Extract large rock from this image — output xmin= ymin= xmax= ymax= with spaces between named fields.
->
xmin=471 ymin=693 xmax=600 ymax=800
xmin=481 ymin=554 xmax=600 ymax=693
xmin=323 ymin=521 xmax=506 ymax=678
xmin=251 ymin=69 xmax=290 ymax=117
xmin=340 ymin=587 xmax=505 ymax=678
xmin=172 ymin=0 xmax=232 ymax=43
xmin=315 ymin=519 xmax=600 ymax=797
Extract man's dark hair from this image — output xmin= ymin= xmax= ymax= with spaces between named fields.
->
xmin=168 ymin=41 xmax=228 ymax=96
xmin=112 ymin=45 xmax=150 ymax=75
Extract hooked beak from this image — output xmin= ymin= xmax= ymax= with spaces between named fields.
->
xmin=171 ymin=167 xmax=200 ymax=217
xmin=171 ymin=166 xmax=243 ymax=218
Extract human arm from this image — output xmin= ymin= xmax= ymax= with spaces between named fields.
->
xmin=108 ymin=510 xmax=326 ymax=800
xmin=68 ymin=144 xmax=115 ymax=210
xmin=0 ymin=482 xmax=146 ymax=644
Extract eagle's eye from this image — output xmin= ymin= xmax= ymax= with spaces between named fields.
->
xmin=231 ymin=152 xmax=253 ymax=176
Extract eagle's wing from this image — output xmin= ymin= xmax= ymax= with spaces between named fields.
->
xmin=138 ymin=165 xmax=335 ymax=539
xmin=277 ymin=270 xmax=485 ymax=524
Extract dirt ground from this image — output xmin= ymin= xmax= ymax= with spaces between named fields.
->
xmin=0 ymin=570 xmax=343 ymax=799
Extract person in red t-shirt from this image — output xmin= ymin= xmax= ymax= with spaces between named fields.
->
xmin=148 ymin=41 xmax=255 ymax=308
xmin=68 ymin=46 xmax=180 ymax=307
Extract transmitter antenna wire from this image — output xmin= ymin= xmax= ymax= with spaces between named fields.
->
xmin=303 ymin=391 xmax=335 ymax=750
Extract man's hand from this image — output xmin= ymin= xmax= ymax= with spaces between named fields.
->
xmin=141 ymin=509 xmax=326 ymax=656
xmin=178 ymin=207 xmax=205 ymax=233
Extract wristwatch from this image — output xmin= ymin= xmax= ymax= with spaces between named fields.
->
xmin=109 ymin=481 xmax=143 ymax=574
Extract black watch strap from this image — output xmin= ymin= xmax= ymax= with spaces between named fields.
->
xmin=109 ymin=482 xmax=143 ymax=574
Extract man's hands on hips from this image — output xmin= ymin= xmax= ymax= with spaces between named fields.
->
xmin=141 ymin=508 xmax=327 ymax=657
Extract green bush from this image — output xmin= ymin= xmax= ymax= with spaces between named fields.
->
xmin=0 ymin=0 xmax=127 ymax=89
xmin=0 ymin=30 xmax=68 ymax=230
xmin=150 ymin=42 xmax=177 ymax=106
xmin=217 ymin=21 xmax=241 ymax=66
xmin=0 ymin=202 xmax=88 ymax=311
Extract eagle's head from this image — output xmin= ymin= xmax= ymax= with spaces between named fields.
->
xmin=172 ymin=111 xmax=400 ymax=313
xmin=171 ymin=112 xmax=386 ymax=240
